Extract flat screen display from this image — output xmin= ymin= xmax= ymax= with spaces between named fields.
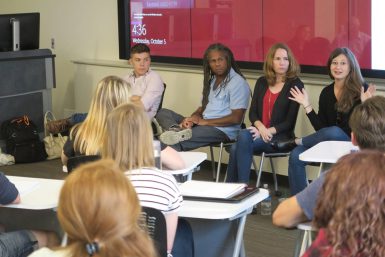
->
xmin=118 ymin=0 xmax=385 ymax=78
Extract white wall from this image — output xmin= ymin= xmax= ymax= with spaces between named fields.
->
xmin=2 ymin=1 xmax=384 ymax=178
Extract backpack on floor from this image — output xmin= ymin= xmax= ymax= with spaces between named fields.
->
xmin=1 ymin=115 xmax=47 ymax=163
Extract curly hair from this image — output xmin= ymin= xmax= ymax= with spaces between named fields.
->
xmin=263 ymin=42 xmax=300 ymax=86
xmin=314 ymin=150 xmax=385 ymax=257
xmin=201 ymin=43 xmax=245 ymax=109
xmin=327 ymin=47 xmax=364 ymax=113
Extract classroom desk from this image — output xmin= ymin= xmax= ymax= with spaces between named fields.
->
xmin=164 ymin=151 xmax=207 ymax=181
xmin=4 ymin=176 xmax=64 ymax=210
xmin=299 ymin=141 xmax=358 ymax=173
xmin=180 ymin=189 xmax=269 ymax=257
xmin=3 ymin=176 xmax=266 ymax=257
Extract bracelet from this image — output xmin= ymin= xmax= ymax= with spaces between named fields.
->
xmin=303 ymin=104 xmax=311 ymax=109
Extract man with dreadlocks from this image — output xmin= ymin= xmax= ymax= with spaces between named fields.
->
xmin=156 ymin=43 xmax=250 ymax=151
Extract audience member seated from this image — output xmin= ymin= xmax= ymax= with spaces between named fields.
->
xmin=46 ymin=43 xmax=164 ymax=134
xmin=273 ymin=95 xmax=385 ymax=228
xmin=0 ymin=172 xmax=58 ymax=257
xmin=29 ymin=159 xmax=156 ymax=257
xmin=281 ymin=47 xmax=375 ymax=195
xmin=226 ymin=43 xmax=303 ymax=183
xmin=156 ymin=43 xmax=250 ymax=151
xmin=61 ymin=75 xmax=184 ymax=170
xmin=302 ymin=150 xmax=385 ymax=257
xmin=103 ymin=103 xmax=194 ymax=257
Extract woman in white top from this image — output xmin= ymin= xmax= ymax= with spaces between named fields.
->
xmin=103 ymin=103 xmax=193 ymax=257
xmin=29 ymin=159 xmax=156 ymax=257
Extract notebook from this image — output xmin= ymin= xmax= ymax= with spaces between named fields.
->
xmin=180 ymin=180 xmax=259 ymax=202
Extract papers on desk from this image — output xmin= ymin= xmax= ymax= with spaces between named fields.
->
xmin=180 ymin=180 xmax=247 ymax=199
xmin=12 ymin=180 xmax=40 ymax=196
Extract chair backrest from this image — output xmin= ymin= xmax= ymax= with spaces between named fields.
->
xmin=66 ymin=155 xmax=101 ymax=173
xmin=139 ymin=206 xmax=168 ymax=257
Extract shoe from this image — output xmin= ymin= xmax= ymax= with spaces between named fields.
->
xmin=270 ymin=139 xmax=297 ymax=152
xmin=159 ymin=128 xmax=192 ymax=145
xmin=45 ymin=118 xmax=71 ymax=135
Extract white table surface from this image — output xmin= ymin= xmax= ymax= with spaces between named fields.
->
xmin=164 ymin=151 xmax=206 ymax=178
xmin=4 ymin=176 xmax=63 ymax=210
xmin=179 ymin=188 xmax=268 ymax=220
xmin=299 ymin=141 xmax=358 ymax=163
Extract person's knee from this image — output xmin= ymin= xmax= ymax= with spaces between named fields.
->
xmin=319 ymin=126 xmax=347 ymax=140
xmin=236 ymin=130 xmax=252 ymax=147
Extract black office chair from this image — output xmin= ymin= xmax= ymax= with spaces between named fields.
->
xmin=140 ymin=206 xmax=168 ymax=257
xmin=66 ymin=155 xmax=101 ymax=173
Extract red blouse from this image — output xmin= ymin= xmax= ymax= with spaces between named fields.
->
xmin=262 ymin=89 xmax=280 ymax=128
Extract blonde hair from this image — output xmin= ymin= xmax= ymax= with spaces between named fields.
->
xmin=263 ymin=43 xmax=300 ymax=86
xmin=102 ymin=103 xmax=154 ymax=171
xmin=58 ymin=159 xmax=156 ymax=257
xmin=71 ymin=76 xmax=132 ymax=155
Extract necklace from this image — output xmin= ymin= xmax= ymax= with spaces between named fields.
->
xmin=268 ymin=89 xmax=272 ymax=120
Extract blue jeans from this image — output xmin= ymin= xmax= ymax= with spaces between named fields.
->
xmin=156 ymin=109 xmax=229 ymax=151
xmin=69 ymin=113 xmax=87 ymax=125
xmin=0 ymin=230 xmax=37 ymax=257
xmin=172 ymin=218 xmax=194 ymax=257
xmin=288 ymin=126 xmax=350 ymax=195
xmin=226 ymin=129 xmax=276 ymax=183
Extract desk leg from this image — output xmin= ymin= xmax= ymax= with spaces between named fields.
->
xmin=233 ymin=215 xmax=247 ymax=257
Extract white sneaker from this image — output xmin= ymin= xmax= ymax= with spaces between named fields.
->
xmin=159 ymin=128 xmax=192 ymax=145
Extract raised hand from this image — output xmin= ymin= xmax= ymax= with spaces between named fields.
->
xmin=361 ymin=83 xmax=376 ymax=102
xmin=289 ymin=86 xmax=310 ymax=107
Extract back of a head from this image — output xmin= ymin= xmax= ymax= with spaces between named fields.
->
xmin=72 ymin=75 xmax=132 ymax=155
xmin=314 ymin=151 xmax=385 ymax=257
xmin=349 ymin=95 xmax=385 ymax=151
xmin=102 ymin=103 xmax=154 ymax=171
xmin=58 ymin=159 xmax=155 ymax=257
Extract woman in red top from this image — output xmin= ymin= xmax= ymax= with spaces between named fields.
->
xmin=303 ymin=151 xmax=385 ymax=257
xmin=226 ymin=43 xmax=304 ymax=183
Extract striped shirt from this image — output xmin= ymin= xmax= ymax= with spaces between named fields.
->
xmin=125 ymin=168 xmax=182 ymax=213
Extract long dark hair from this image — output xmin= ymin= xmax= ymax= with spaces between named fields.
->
xmin=201 ymin=43 xmax=245 ymax=109
xmin=327 ymin=47 xmax=364 ymax=113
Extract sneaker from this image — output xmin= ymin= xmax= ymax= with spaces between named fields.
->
xmin=159 ymin=128 xmax=192 ymax=145
xmin=46 ymin=118 xmax=71 ymax=135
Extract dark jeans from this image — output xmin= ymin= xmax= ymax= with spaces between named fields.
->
xmin=156 ymin=109 xmax=229 ymax=151
xmin=172 ymin=218 xmax=194 ymax=257
xmin=226 ymin=129 xmax=276 ymax=183
xmin=0 ymin=230 xmax=37 ymax=257
xmin=288 ymin=126 xmax=350 ymax=195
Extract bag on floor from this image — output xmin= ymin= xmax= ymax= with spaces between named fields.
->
xmin=43 ymin=111 xmax=68 ymax=160
xmin=1 ymin=115 xmax=47 ymax=163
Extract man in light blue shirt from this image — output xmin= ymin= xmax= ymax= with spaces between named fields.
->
xmin=156 ymin=43 xmax=250 ymax=151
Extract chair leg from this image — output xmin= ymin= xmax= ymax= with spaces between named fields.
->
xmin=269 ymin=157 xmax=281 ymax=196
xmin=256 ymin=152 xmax=265 ymax=187
xmin=210 ymin=145 xmax=215 ymax=180
xmin=215 ymin=143 xmax=224 ymax=182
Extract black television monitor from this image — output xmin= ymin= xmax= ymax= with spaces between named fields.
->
xmin=0 ymin=12 xmax=40 ymax=52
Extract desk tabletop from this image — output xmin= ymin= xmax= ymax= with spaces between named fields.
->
xmin=179 ymin=188 xmax=268 ymax=220
xmin=299 ymin=141 xmax=358 ymax=163
xmin=4 ymin=176 xmax=63 ymax=210
xmin=165 ymin=151 xmax=207 ymax=175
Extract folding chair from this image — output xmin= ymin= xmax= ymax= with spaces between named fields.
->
xmin=252 ymin=152 xmax=290 ymax=195
xmin=293 ymin=222 xmax=317 ymax=257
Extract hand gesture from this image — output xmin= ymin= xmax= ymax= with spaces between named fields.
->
xmin=361 ymin=83 xmax=376 ymax=102
xmin=246 ymin=126 xmax=260 ymax=140
xmin=289 ymin=86 xmax=310 ymax=107
xmin=180 ymin=118 xmax=193 ymax=129
xmin=258 ymin=125 xmax=273 ymax=142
